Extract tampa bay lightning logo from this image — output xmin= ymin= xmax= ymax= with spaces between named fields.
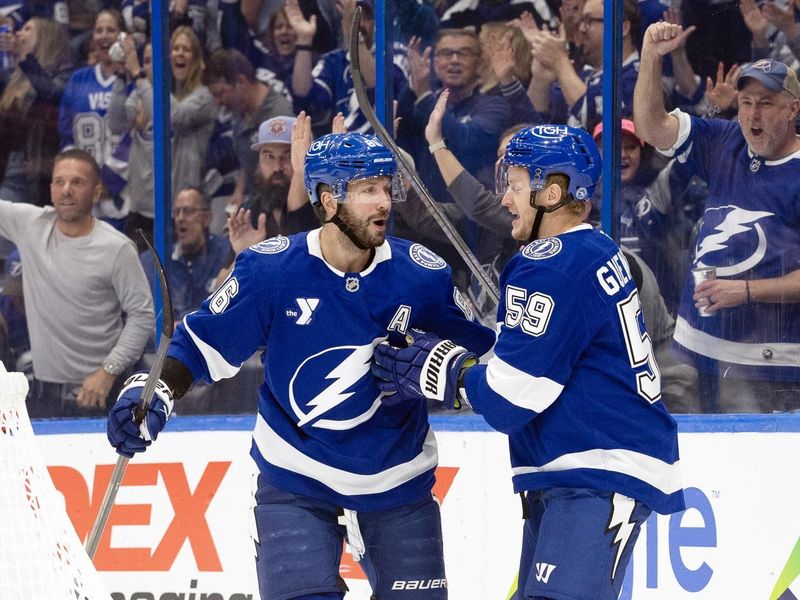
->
xmin=251 ymin=236 xmax=290 ymax=254
xmin=289 ymin=342 xmax=384 ymax=430
xmin=695 ymin=205 xmax=773 ymax=276
xmin=522 ymin=237 xmax=562 ymax=260
xmin=410 ymin=244 xmax=446 ymax=270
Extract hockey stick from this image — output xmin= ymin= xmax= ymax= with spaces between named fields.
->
xmin=349 ymin=8 xmax=500 ymax=307
xmin=86 ymin=230 xmax=175 ymax=559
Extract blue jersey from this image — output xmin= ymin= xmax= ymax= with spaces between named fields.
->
xmin=665 ymin=111 xmax=800 ymax=381
xmin=58 ymin=65 xmax=121 ymax=167
xmin=293 ymin=48 xmax=409 ymax=134
xmin=463 ymin=225 xmax=684 ymax=515
xmin=168 ymin=230 xmax=495 ymax=511
xmin=568 ymin=54 xmax=640 ymax=130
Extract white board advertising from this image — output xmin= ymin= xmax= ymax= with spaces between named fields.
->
xmin=34 ymin=420 xmax=800 ymax=600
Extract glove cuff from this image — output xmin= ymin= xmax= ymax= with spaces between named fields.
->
xmin=449 ymin=353 xmax=477 ymax=410
xmin=120 ymin=373 xmax=175 ymax=410
xmin=119 ymin=373 xmax=175 ymax=442
xmin=453 ymin=355 xmax=477 ymax=409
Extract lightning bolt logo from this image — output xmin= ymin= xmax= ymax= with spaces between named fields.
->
xmin=696 ymin=206 xmax=772 ymax=261
xmin=290 ymin=343 xmax=377 ymax=428
xmin=607 ymin=493 xmax=637 ymax=581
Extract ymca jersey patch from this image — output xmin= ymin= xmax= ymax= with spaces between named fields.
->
xmin=409 ymin=244 xmax=446 ymax=270
xmin=522 ymin=237 xmax=562 ymax=260
xmin=251 ymin=236 xmax=290 ymax=254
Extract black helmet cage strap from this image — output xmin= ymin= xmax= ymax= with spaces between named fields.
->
xmin=324 ymin=204 xmax=371 ymax=250
xmin=525 ymin=182 xmax=575 ymax=243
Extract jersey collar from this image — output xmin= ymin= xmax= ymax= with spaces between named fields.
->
xmin=306 ymin=228 xmax=392 ymax=276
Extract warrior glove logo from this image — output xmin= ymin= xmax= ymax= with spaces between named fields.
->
xmin=421 ymin=340 xmax=467 ymax=402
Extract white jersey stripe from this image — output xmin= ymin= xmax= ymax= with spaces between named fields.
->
xmin=253 ymin=415 xmax=439 ymax=496
xmin=513 ymin=448 xmax=683 ymax=496
xmin=486 ymin=355 xmax=562 ymax=413
xmin=183 ymin=317 xmax=241 ymax=381
xmin=675 ymin=316 xmax=800 ymax=367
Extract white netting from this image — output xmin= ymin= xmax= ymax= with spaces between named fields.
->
xmin=0 ymin=362 xmax=111 ymax=599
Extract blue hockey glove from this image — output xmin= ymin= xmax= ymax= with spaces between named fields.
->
xmin=107 ymin=372 xmax=174 ymax=458
xmin=372 ymin=331 xmax=476 ymax=409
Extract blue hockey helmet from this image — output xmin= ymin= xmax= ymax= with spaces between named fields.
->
xmin=497 ymin=124 xmax=602 ymax=202
xmin=304 ymin=133 xmax=405 ymax=206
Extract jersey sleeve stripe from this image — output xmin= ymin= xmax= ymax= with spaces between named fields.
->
xmin=314 ymin=79 xmax=332 ymax=98
xmin=675 ymin=316 xmax=800 ymax=366
xmin=486 ymin=355 xmax=563 ymax=413
xmin=512 ymin=448 xmax=683 ymax=496
xmin=183 ymin=318 xmax=242 ymax=381
xmin=252 ymin=414 xmax=438 ymax=496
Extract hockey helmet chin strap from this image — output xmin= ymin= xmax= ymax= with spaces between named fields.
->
xmin=526 ymin=190 xmax=572 ymax=244
xmin=324 ymin=203 xmax=371 ymax=250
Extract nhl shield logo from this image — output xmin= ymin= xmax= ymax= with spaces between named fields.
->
xmin=345 ymin=276 xmax=360 ymax=292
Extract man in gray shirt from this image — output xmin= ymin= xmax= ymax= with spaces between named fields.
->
xmin=0 ymin=149 xmax=154 ymax=417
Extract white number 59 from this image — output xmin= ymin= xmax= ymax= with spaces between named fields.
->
xmin=504 ymin=285 xmax=554 ymax=337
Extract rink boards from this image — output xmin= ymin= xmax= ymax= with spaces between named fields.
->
xmin=33 ymin=414 xmax=800 ymax=600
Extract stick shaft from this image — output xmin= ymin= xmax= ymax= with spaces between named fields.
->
xmin=85 ymin=456 xmax=129 ymax=558
xmin=349 ymin=8 xmax=500 ymax=307
xmin=85 ymin=230 xmax=174 ymax=558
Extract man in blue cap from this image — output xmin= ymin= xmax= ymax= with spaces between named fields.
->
xmin=634 ymin=22 xmax=800 ymax=413
xmin=232 ymin=114 xmax=318 ymax=247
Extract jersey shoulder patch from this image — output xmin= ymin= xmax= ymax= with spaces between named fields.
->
xmin=409 ymin=243 xmax=447 ymax=270
xmin=522 ymin=237 xmax=562 ymax=261
xmin=250 ymin=235 xmax=290 ymax=254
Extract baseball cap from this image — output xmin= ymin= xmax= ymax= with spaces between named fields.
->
xmin=251 ymin=116 xmax=296 ymax=151
xmin=0 ymin=249 xmax=22 ymax=297
xmin=737 ymin=59 xmax=800 ymax=99
xmin=592 ymin=119 xmax=644 ymax=147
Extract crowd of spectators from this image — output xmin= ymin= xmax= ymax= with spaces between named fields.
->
xmin=0 ymin=0 xmax=798 ymax=416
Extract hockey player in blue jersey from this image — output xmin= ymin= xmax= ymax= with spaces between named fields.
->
xmin=106 ymin=132 xmax=495 ymax=599
xmin=373 ymin=125 xmax=685 ymax=600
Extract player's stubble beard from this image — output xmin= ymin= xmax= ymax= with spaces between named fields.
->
xmin=336 ymin=201 xmax=388 ymax=249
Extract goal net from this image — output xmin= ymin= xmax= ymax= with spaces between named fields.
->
xmin=0 ymin=362 xmax=110 ymax=599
